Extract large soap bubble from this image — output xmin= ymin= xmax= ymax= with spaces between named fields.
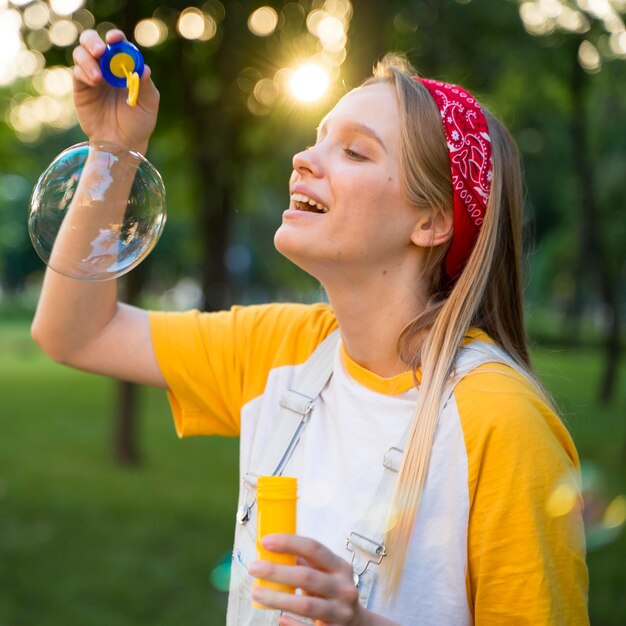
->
xmin=28 ymin=141 xmax=166 ymax=281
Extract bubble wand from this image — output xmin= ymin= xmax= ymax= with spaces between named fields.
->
xmin=99 ymin=41 xmax=144 ymax=106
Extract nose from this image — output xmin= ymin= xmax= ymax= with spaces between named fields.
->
xmin=292 ymin=145 xmax=323 ymax=178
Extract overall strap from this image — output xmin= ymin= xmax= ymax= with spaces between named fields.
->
xmin=237 ymin=329 xmax=340 ymax=525
xmin=229 ymin=330 xmax=340 ymax=625
xmin=346 ymin=341 xmax=517 ymax=606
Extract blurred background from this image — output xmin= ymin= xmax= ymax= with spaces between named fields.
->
xmin=0 ymin=0 xmax=624 ymax=624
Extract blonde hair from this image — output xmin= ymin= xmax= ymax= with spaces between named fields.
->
xmin=363 ymin=55 xmax=541 ymax=592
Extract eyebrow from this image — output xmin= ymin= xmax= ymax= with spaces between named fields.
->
xmin=317 ymin=119 xmax=387 ymax=153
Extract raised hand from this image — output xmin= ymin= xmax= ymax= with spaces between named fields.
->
xmin=72 ymin=29 xmax=160 ymax=153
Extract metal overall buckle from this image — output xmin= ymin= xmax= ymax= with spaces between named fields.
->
xmin=236 ymin=483 xmax=255 ymax=525
xmin=345 ymin=532 xmax=387 ymax=588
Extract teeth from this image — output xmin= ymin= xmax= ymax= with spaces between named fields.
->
xmin=291 ymin=192 xmax=329 ymax=213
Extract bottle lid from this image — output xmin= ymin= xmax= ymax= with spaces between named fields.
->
xmin=100 ymin=41 xmax=145 ymax=88
xmin=257 ymin=476 xmax=297 ymax=499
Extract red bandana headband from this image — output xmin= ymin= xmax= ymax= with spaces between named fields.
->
xmin=415 ymin=78 xmax=493 ymax=282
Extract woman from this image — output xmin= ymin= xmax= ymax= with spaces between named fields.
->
xmin=32 ymin=29 xmax=588 ymax=625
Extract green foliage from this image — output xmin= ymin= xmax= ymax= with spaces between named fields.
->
xmin=0 ymin=0 xmax=623 ymax=318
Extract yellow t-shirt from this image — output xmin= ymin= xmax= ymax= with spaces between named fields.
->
xmin=150 ymin=302 xmax=588 ymax=625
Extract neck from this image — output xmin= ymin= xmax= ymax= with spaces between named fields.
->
xmin=322 ymin=260 xmax=429 ymax=378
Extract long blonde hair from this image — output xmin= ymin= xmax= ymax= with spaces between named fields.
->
xmin=363 ymin=55 xmax=537 ymax=592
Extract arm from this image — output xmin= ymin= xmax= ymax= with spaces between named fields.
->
xmin=31 ymin=28 xmax=165 ymax=388
xmin=457 ymin=370 xmax=589 ymax=624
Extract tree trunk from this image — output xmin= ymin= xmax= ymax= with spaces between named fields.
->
xmin=113 ymin=378 xmax=140 ymax=465
xmin=112 ymin=263 xmax=148 ymax=465
xmin=569 ymin=42 xmax=621 ymax=404
xmin=349 ymin=0 xmax=387 ymax=83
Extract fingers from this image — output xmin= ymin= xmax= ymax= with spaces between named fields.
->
xmin=73 ymin=29 xmax=134 ymax=90
xmin=251 ymin=536 xmax=360 ymax=624
xmin=78 ymin=29 xmax=106 ymax=59
xmin=72 ymin=44 xmax=102 ymax=87
xmin=104 ymin=29 xmax=127 ymax=44
xmin=250 ymin=561 xmax=348 ymax=599
xmin=262 ymin=534 xmax=352 ymax=575
xmin=78 ymin=27 xmax=125 ymax=53
xmin=252 ymin=586 xmax=356 ymax=624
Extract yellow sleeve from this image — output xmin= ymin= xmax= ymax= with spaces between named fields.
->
xmin=149 ymin=303 xmax=337 ymax=438
xmin=456 ymin=365 xmax=589 ymax=625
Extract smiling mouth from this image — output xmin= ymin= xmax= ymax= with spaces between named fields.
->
xmin=291 ymin=192 xmax=329 ymax=213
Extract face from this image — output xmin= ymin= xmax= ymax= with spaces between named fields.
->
xmin=274 ymin=82 xmax=424 ymax=283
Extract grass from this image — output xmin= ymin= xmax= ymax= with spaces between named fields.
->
xmin=0 ymin=320 xmax=239 ymax=625
xmin=0 ymin=320 xmax=624 ymax=625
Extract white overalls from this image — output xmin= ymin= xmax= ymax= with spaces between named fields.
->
xmin=226 ymin=331 xmax=528 ymax=625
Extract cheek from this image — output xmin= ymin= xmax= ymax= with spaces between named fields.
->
xmin=346 ymin=174 xmax=404 ymax=222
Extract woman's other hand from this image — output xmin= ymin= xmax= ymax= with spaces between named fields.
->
xmin=249 ymin=534 xmax=393 ymax=626
xmin=72 ymin=29 xmax=159 ymax=153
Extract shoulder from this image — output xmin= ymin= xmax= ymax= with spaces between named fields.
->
xmin=453 ymin=360 xmax=580 ymax=497
xmin=454 ymin=362 xmax=569 ymax=446
xmin=150 ymin=302 xmax=336 ymax=349
xmin=455 ymin=363 xmax=577 ymax=463
xmin=227 ymin=302 xmax=337 ymax=336
xmin=147 ymin=302 xmax=338 ymax=436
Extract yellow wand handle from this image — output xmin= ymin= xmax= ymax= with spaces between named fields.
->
xmin=120 ymin=64 xmax=140 ymax=107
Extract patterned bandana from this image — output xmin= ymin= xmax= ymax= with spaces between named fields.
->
xmin=415 ymin=78 xmax=493 ymax=282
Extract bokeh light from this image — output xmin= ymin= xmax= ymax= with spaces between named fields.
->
xmin=557 ymin=6 xmax=590 ymax=32
xmin=72 ymin=8 xmax=94 ymax=30
xmin=578 ymin=39 xmax=602 ymax=71
xmin=49 ymin=0 xmax=84 ymax=16
xmin=134 ymin=18 xmax=168 ymax=47
xmin=247 ymin=6 xmax=278 ymax=37
xmin=546 ymin=482 xmax=579 ymax=518
xmin=580 ymin=461 xmax=626 ymax=551
xmin=609 ymin=30 xmax=626 ymax=55
xmin=15 ymin=49 xmax=43 ymax=77
xmin=306 ymin=9 xmax=327 ymax=35
xmin=177 ymin=8 xmax=212 ymax=40
xmin=289 ymin=63 xmax=329 ymax=102
xmin=603 ymin=495 xmax=626 ymax=529
xmin=27 ymin=28 xmax=52 ymax=52
xmin=48 ymin=19 xmax=78 ymax=47
xmin=317 ymin=15 xmax=345 ymax=46
xmin=0 ymin=9 xmax=23 ymax=86
xmin=253 ymin=78 xmax=278 ymax=107
xmin=23 ymin=1 xmax=50 ymax=30
xmin=202 ymin=0 xmax=225 ymax=24
xmin=41 ymin=66 xmax=73 ymax=96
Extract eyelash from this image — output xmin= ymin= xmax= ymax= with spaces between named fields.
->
xmin=344 ymin=148 xmax=367 ymax=161
xmin=305 ymin=141 xmax=368 ymax=161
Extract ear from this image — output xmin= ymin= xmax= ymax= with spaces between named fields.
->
xmin=410 ymin=210 xmax=453 ymax=248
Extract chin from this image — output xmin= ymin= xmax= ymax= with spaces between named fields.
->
xmin=274 ymin=226 xmax=325 ymax=280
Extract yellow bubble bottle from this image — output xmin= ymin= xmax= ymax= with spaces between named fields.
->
xmin=253 ymin=476 xmax=297 ymax=609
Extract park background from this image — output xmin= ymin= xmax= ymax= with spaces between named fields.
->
xmin=0 ymin=0 xmax=624 ymax=624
